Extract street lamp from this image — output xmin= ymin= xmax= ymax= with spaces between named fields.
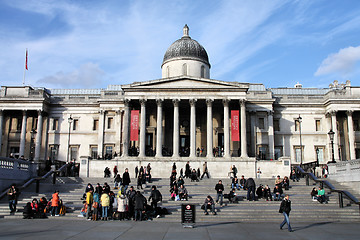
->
xmin=328 ymin=129 xmax=336 ymax=163
xmin=67 ymin=116 xmax=73 ymax=163
xmin=316 ymin=147 xmax=319 ymax=167
xmin=297 ymin=115 xmax=303 ymax=166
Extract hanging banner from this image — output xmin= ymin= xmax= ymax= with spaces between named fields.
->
xmin=130 ymin=110 xmax=139 ymax=141
xmin=231 ymin=110 xmax=240 ymax=141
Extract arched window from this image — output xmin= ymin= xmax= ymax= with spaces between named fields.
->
xmin=166 ymin=66 xmax=170 ymax=78
xmin=182 ymin=63 xmax=187 ymax=75
xmin=201 ymin=65 xmax=205 ymax=78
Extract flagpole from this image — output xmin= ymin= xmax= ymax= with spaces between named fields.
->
xmin=23 ymin=48 xmax=28 ymax=86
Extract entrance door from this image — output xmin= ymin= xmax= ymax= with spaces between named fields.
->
xmin=180 ymin=135 xmax=190 ymax=157
xmin=146 ymin=133 xmax=154 ymax=156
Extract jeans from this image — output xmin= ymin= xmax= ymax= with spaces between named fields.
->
xmin=247 ymin=186 xmax=255 ymax=200
xmin=122 ymin=185 xmax=128 ymax=193
xmin=134 ymin=209 xmax=142 ymax=220
xmin=280 ymin=212 xmax=292 ymax=231
xmin=9 ymin=200 xmax=16 ymax=212
xmin=51 ymin=206 xmax=59 ymax=216
xmin=216 ymin=193 xmax=223 ymax=205
xmin=274 ymin=193 xmax=282 ymax=201
xmin=102 ymin=206 xmax=108 ymax=218
xmin=204 ymin=204 xmax=215 ymax=213
xmin=232 ymin=183 xmax=240 ymax=190
xmin=86 ymin=204 xmax=91 ymax=219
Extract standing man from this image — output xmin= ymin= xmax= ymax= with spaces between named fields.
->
xmin=201 ymin=162 xmax=209 ymax=179
xmin=244 ymin=177 xmax=256 ymax=201
xmin=185 ymin=161 xmax=191 ymax=178
xmin=215 ymin=180 xmax=224 ymax=206
xmin=135 ymin=166 xmax=139 ymax=179
xmin=122 ymin=168 xmax=131 ymax=193
xmin=7 ymin=184 xmax=19 ymax=214
xmin=279 ymin=194 xmax=293 ymax=232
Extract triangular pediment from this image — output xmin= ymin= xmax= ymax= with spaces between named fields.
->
xmin=122 ymin=77 xmax=248 ymax=91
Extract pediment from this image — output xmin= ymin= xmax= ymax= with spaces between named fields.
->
xmin=122 ymin=77 xmax=248 ymax=91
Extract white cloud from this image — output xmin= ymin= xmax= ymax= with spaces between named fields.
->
xmin=36 ymin=62 xmax=105 ymax=88
xmin=315 ymin=46 xmax=360 ymax=76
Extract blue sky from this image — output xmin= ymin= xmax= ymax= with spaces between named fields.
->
xmin=1 ymin=0 xmax=360 ymax=89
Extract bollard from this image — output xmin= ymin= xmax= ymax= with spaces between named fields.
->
xmin=338 ymin=192 xmax=344 ymax=208
xmin=36 ymin=179 xmax=40 ymax=193
xmin=52 ymin=172 xmax=56 ymax=184
xmin=305 ymin=175 xmax=309 ymax=186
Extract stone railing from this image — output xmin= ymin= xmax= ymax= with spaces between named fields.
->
xmin=0 ymin=157 xmax=38 ymax=192
xmin=328 ymin=159 xmax=360 ymax=181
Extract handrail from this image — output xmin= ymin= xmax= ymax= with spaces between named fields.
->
xmin=296 ymin=166 xmax=360 ymax=213
xmin=0 ymin=163 xmax=68 ymax=200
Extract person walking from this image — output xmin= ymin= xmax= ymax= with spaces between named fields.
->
xmin=200 ymin=162 xmax=209 ymax=179
xmin=279 ymin=195 xmax=293 ymax=232
xmin=7 ymin=185 xmax=19 ymax=214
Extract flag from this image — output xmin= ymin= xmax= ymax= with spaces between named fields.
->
xmin=25 ymin=49 xmax=28 ymax=70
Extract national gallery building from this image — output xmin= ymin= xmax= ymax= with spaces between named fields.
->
xmin=1 ymin=25 xmax=359 ymax=178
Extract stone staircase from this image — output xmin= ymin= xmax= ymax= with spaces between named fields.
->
xmin=1 ymin=176 xmax=359 ymax=222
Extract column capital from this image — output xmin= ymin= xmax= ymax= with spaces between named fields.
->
xmin=99 ymin=110 xmax=106 ymax=115
xmin=206 ymin=98 xmax=214 ymax=106
xmin=239 ymin=99 xmax=246 ymax=106
xmin=189 ymin=98 xmax=197 ymax=106
xmin=329 ymin=110 xmax=337 ymax=116
xmin=222 ymin=98 xmax=229 ymax=106
xmin=0 ymin=109 xmax=3 ymax=116
xmin=115 ymin=109 xmax=123 ymax=115
xmin=124 ymin=98 xmax=130 ymax=106
xmin=172 ymin=98 xmax=180 ymax=107
xmin=346 ymin=110 xmax=354 ymax=116
xmin=22 ymin=110 xmax=27 ymax=116
xmin=156 ymin=98 xmax=164 ymax=106
xmin=37 ymin=109 xmax=44 ymax=116
xmin=139 ymin=98 xmax=147 ymax=106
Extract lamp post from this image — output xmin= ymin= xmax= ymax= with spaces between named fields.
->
xmin=67 ymin=116 xmax=73 ymax=163
xmin=316 ymin=147 xmax=319 ymax=167
xmin=297 ymin=115 xmax=303 ymax=166
xmin=328 ymin=129 xmax=336 ymax=163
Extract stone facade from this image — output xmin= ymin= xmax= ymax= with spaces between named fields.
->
xmin=0 ymin=26 xmax=360 ymax=178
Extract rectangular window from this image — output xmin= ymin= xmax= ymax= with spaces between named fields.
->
xmin=52 ymin=118 xmax=59 ymax=131
xmin=49 ymin=144 xmax=59 ymax=161
xmin=274 ymin=119 xmax=280 ymax=131
xmin=259 ymin=118 xmax=265 ymax=129
xmin=70 ymin=146 xmax=78 ymax=161
xmin=90 ymin=146 xmax=98 ymax=159
xmin=93 ymin=119 xmax=99 ymax=131
xmin=315 ymin=147 xmax=325 ymax=163
xmin=274 ymin=146 xmax=283 ymax=160
xmin=315 ymin=120 xmax=321 ymax=131
xmin=257 ymin=145 xmax=268 ymax=160
xmin=32 ymin=118 xmax=38 ymax=131
xmin=73 ymin=119 xmax=78 ymax=131
xmin=107 ymin=117 xmax=113 ymax=129
xmin=104 ymin=145 xmax=113 ymax=159
xmin=294 ymin=146 xmax=303 ymax=163
xmin=16 ymin=117 xmax=22 ymax=131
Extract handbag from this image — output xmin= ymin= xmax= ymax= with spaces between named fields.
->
xmin=92 ymin=202 xmax=98 ymax=208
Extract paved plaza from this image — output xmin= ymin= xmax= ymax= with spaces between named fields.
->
xmin=0 ymin=219 xmax=359 ymax=240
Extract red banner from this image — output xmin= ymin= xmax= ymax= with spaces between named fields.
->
xmin=130 ymin=110 xmax=139 ymax=141
xmin=231 ymin=110 xmax=240 ymax=141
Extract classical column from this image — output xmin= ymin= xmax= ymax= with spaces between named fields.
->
xmin=34 ymin=110 xmax=43 ymax=161
xmin=240 ymin=99 xmax=248 ymax=158
xmin=206 ymin=99 xmax=214 ymax=158
xmin=347 ymin=110 xmax=356 ymax=160
xmin=0 ymin=110 xmax=3 ymax=154
xmin=223 ymin=99 xmax=230 ymax=158
xmin=115 ymin=110 xmax=122 ymax=155
xmin=330 ymin=111 xmax=340 ymax=160
xmin=189 ymin=99 xmax=197 ymax=158
xmin=122 ymin=100 xmax=130 ymax=157
xmin=19 ymin=110 xmax=27 ymax=157
xmin=138 ymin=99 xmax=147 ymax=157
xmin=172 ymin=99 xmax=180 ymax=158
xmin=268 ymin=110 xmax=274 ymax=160
xmin=98 ymin=110 xmax=105 ymax=158
xmin=250 ymin=111 xmax=256 ymax=157
xmin=155 ymin=99 xmax=163 ymax=158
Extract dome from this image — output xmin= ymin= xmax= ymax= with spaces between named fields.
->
xmin=162 ymin=25 xmax=210 ymax=67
